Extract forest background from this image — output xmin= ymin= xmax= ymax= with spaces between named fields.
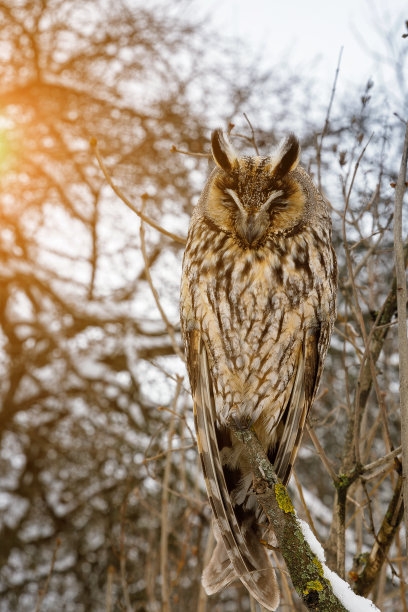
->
xmin=0 ymin=0 xmax=407 ymax=610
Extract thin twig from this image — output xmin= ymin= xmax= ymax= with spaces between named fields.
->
xmin=306 ymin=422 xmax=339 ymax=483
xmin=346 ymin=222 xmax=391 ymax=284
xmin=354 ymin=476 xmax=404 ymax=595
xmin=341 ymin=134 xmax=375 ymax=468
xmin=354 ymin=486 xmax=363 ymax=561
xmin=361 ymin=446 xmax=402 ymax=480
xmin=170 ymin=144 xmax=210 ymax=158
xmin=243 ymin=113 xmax=259 ymax=155
xmin=163 ymin=485 xmax=205 ymax=508
xmin=120 ymin=495 xmax=133 ymax=612
xmin=170 ymin=508 xmax=193 ymax=589
xmin=161 ymin=377 xmax=183 ymax=612
xmin=393 ymin=119 xmax=408 ymax=553
xmin=156 ymin=403 xmax=196 ymax=442
xmin=362 ymin=404 xmax=385 ymax=464
xmin=396 ymin=525 xmax=408 ymax=612
xmin=145 ymin=528 xmax=159 ymax=608
xmin=316 ymin=47 xmax=343 ymax=190
xmin=139 ymin=202 xmax=185 ymax=362
xmin=35 ymin=538 xmax=61 ymax=612
xmin=91 ymin=138 xmax=186 ymax=245
xmin=334 ymin=324 xmax=364 ymax=358
xmin=106 ymin=565 xmax=115 ymax=612
xmin=346 ymin=464 xmax=395 ymax=528
xmin=179 ymin=411 xmax=188 ymax=495
xmin=293 ymin=469 xmax=319 ymax=539
xmin=142 ymin=444 xmax=194 ymax=464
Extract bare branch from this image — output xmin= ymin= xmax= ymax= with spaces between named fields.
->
xmin=105 ymin=566 xmax=115 ymax=612
xmin=142 ymin=444 xmax=194 ymax=465
xmin=361 ymin=446 xmax=402 ymax=482
xmin=119 ymin=496 xmax=133 ymax=612
xmin=393 ymin=119 xmax=408 ymax=553
xmin=91 ymin=138 xmax=187 ymax=245
xmin=293 ymin=469 xmax=319 ymax=539
xmin=354 ymin=473 xmax=404 ymax=597
xmin=170 ymin=144 xmax=210 ymax=158
xmin=232 ymin=426 xmax=352 ymax=612
xmin=306 ymin=423 xmax=339 ymax=484
xmin=316 ymin=47 xmax=343 ymax=190
xmin=34 ymin=538 xmax=61 ymax=612
xmin=243 ymin=112 xmax=260 ymax=155
xmin=160 ymin=378 xmax=182 ymax=612
xmin=139 ymin=203 xmax=185 ymax=362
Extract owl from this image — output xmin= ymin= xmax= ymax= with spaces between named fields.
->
xmin=180 ymin=129 xmax=337 ymax=610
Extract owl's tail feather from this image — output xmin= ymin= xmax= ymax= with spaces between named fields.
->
xmin=202 ymin=520 xmax=279 ymax=610
xmin=202 ymin=526 xmax=236 ymax=594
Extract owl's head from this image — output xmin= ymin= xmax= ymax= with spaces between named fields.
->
xmin=204 ymin=129 xmax=306 ymax=247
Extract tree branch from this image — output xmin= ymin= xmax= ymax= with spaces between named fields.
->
xmin=393 ymin=119 xmax=408 ymax=554
xmin=232 ymin=426 xmax=378 ymax=612
xmin=316 ymin=46 xmax=343 ymax=191
xmin=139 ymin=205 xmax=185 ymax=363
xmin=91 ymin=138 xmax=187 ymax=245
xmin=326 ymin=238 xmax=408 ymax=571
xmin=354 ymin=471 xmax=404 ymax=597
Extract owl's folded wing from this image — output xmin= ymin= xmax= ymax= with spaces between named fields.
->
xmin=185 ymin=329 xmax=279 ymax=611
xmin=271 ymin=324 xmax=328 ymax=484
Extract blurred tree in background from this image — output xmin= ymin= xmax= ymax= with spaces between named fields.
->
xmin=0 ymin=0 xmax=407 ymax=610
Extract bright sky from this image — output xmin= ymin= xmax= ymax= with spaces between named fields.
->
xmin=206 ymin=0 xmax=407 ymax=92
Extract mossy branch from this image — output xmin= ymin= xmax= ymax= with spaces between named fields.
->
xmin=232 ymin=426 xmax=350 ymax=612
xmin=354 ymin=469 xmax=404 ymax=597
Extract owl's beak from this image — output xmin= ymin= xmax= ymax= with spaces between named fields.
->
xmin=242 ymin=215 xmax=264 ymax=246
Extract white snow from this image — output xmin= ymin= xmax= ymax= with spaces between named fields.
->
xmin=298 ymin=518 xmax=381 ymax=612
xmin=323 ymin=565 xmax=380 ymax=612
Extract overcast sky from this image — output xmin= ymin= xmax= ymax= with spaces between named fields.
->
xmin=198 ymin=0 xmax=407 ymax=102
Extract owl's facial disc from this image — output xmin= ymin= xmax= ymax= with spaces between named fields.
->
xmin=225 ymin=188 xmax=285 ymax=247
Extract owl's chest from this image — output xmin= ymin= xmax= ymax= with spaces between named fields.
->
xmin=195 ymin=239 xmax=310 ymax=315
xmin=182 ymin=223 xmax=330 ymax=342
xmin=206 ymin=251 xmax=277 ymax=320
xmin=192 ymin=247 xmax=301 ymax=346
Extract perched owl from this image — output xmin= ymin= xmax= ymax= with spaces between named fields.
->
xmin=180 ymin=129 xmax=337 ymax=610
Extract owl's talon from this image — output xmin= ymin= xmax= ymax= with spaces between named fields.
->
xmin=228 ymin=412 xmax=254 ymax=431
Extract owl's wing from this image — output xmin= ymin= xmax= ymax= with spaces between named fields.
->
xmin=185 ymin=329 xmax=279 ymax=611
xmin=272 ymin=324 xmax=327 ymax=484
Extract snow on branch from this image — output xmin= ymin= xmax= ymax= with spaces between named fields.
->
xmin=232 ymin=425 xmax=380 ymax=612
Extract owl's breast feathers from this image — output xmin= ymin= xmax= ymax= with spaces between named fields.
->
xmin=181 ymin=212 xmax=336 ymax=443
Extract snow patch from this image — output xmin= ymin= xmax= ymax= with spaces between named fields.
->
xmin=323 ymin=566 xmax=380 ymax=612
xmin=298 ymin=519 xmax=325 ymax=562
xmin=299 ymin=518 xmax=380 ymax=612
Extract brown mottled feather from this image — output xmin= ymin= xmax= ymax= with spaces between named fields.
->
xmin=180 ymin=129 xmax=337 ymax=610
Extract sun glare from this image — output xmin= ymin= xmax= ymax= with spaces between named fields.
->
xmin=0 ymin=116 xmax=22 ymax=182
xmin=0 ymin=130 xmax=10 ymax=170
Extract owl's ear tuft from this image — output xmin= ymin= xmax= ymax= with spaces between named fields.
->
xmin=211 ymin=129 xmax=238 ymax=172
xmin=272 ymin=134 xmax=300 ymax=178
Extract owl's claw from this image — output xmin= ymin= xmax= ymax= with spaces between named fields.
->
xmin=227 ymin=411 xmax=255 ymax=431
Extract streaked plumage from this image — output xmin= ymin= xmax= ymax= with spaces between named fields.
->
xmin=180 ymin=129 xmax=337 ymax=610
